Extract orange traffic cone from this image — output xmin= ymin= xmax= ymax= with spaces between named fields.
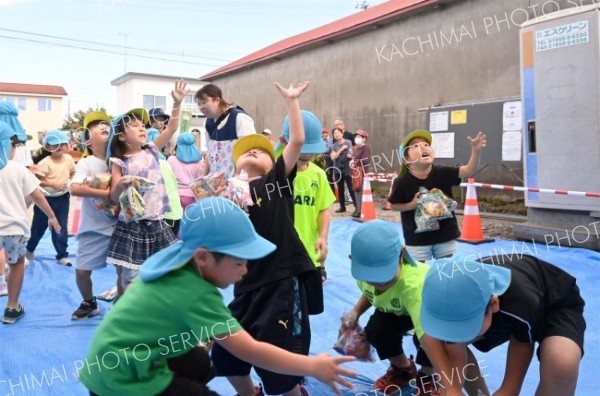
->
xmin=69 ymin=196 xmax=83 ymax=236
xmin=334 ymin=184 xmax=340 ymax=203
xmin=356 ymin=178 xmax=377 ymax=222
xmin=458 ymin=179 xmax=494 ymax=244
xmin=383 ymin=171 xmax=398 ymax=210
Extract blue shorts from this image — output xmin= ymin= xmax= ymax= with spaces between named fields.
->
xmin=0 ymin=235 xmax=28 ymax=264
xmin=406 ymin=240 xmax=457 ymax=262
xmin=76 ymin=232 xmax=111 ymax=271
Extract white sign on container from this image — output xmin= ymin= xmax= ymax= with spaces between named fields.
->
xmin=429 ymin=111 xmax=449 ymax=132
xmin=503 ymin=101 xmax=522 ymax=131
xmin=431 ymin=132 xmax=454 ymax=158
xmin=536 ymin=20 xmax=589 ymax=52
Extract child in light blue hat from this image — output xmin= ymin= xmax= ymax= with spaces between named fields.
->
xmin=347 ymin=220 xmax=463 ymax=396
xmin=79 ymin=197 xmax=356 ymax=396
xmin=421 ymin=254 xmax=585 ymax=396
xmin=167 ymin=131 xmax=207 ymax=210
xmin=0 ymin=121 xmax=61 ymax=324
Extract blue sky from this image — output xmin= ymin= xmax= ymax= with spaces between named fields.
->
xmin=0 ymin=0 xmax=386 ymax=115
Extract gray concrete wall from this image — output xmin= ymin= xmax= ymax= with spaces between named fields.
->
xmin=207 ymin=0 xmax=596 ymax=196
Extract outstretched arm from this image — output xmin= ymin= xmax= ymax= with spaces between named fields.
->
xmin=217 ymin=329 xmax=356 ymax=395
xmin=276 ymin=81 xmax=310 ymax=177
xmin=493 ymin=337 xmax=534 ymax=396
xmin=154 ymin=80 xmax=189 ymax=150
xmin=459 ymin=132 xmax=486 ymax=178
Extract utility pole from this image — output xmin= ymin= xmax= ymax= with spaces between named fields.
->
xmin=118 ymin=32 xmax=131 ymax=73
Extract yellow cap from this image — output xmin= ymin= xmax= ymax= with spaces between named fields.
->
xmin=233 ymin=134 xmax=276 ymax=164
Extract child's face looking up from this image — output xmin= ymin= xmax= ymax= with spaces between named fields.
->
xmin=236 ymin=148 xmax=273 ymax=176
xmin=119 ymin=118 xmax=147 ymax=149
xmin=404 ymin=137 xmax=434 ymax=167
xmin=88 ymin=122 xmax=110 ymax=147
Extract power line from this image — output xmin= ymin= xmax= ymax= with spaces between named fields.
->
xmin=0 ymin=35 xmax=223 ymax=67
xmin=0 ymin=28 xmax=232 ymax=63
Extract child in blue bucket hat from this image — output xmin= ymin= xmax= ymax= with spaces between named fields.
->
xmin=167 ymin=131 xmax=207 ymax=210
xmin=79 ymin=197 xmax=356 ymax=396
xmin=0 ymin=121 xmax=61 ymax=323
xmin=347 ymin=220 xmax=465 ymax=396
xmin=421 ymin=254 xmax=585 ymax=396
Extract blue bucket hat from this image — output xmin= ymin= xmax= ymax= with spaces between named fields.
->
xmin=140 ymin=197 xmax=276 ymax=282
xmin=43 ymin=130 xmax=69 ymax=146
xmin=106 ymin=108 xmax=150 ymax=160
xmin=274 ymin=110 xmax=325 ymax=154
xmin=176 ymin=132 xmax=201 ymax=163
xmin=0 ymin=101 xmax=27 ymax=142
xmin=0 ymin=120 xmax=16 ymax=169
xmin=399 ymin=129 xmax=432 ymax=175
xmin=420 ymin=257 xmax=511 ymax=343
xmin=350 ymin=220 xmax=417 ymax=283
xmin=148 ymin=107 xmax=170 ymax=125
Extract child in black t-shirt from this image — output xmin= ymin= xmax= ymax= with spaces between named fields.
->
xmin=388 ymin=129 xmax=486 ymax=261
xmin=211 ymin=82 xmax=321 ymax=396
xmin=421 ymin=254 xmax=585 ymax=396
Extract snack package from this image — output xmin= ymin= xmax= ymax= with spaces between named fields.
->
xmin=414 ymin=187 xmax=457 ymax=233
xmin=94 ymin=199 xmax=121 ymax=219
xmin=84 ymin=173 xmax=112 ymax=190
xmin=191 ymin=171 xmax=227 ymax=200
xmin=226 ymin=170 xmax=253 ymax=207
xmin=333 ymin=315 xmax=376 ymax=362
xmin=118 ymin=177 xmax=155 ymax=221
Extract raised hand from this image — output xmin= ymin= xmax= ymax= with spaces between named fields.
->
xmin=274 ymin=81 xmax=311 ymax=101
xmin=467 ymin=132 xmax=487 ymax=151
xmin=171 ymin=79 xmax=190 ymax=104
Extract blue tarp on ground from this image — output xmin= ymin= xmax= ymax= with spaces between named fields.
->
xmin=1 ymin=219 xmax=598 ymax=395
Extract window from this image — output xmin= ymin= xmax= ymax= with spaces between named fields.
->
xmin=38 ymin=99 xmax=51 ymax=112
xmin=184 ymin=95 xmax=193 ymax=104
xmin=17 ymin=98 xmax=26 ymax=111
xmin=1 ymin=96 xmax=15 ymax=105
xmin=143 ymin=95 xmax=166 ymax=109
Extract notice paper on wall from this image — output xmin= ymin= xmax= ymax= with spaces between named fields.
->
xmin=502 ymin=131 xmax=522 ymax=161
xmin=429 ymin=111 xmax=449 ymax=132
xmin=503 ymin=101 xmax=522 ymax=131
xmin=450 ymin=110 xmax=467 ymax=125
xmin=431 ymin=132 xmax=454 ymax=158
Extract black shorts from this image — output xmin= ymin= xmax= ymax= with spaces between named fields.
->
xmin=474 ymin=282 xmax=586 ymax=358
xmin=211 ymin=277 xmax=311 ymax=395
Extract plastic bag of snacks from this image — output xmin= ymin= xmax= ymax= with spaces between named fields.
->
xmin=83 ymin=173 xmax=120 ymax=219
xmin=414 ymin=187 xmax=457 ymax=233
xmin=190 ymin=171 xmax=227 ymax=200
xmin=333 ymin=313 xmax=376 ymax=362
xmin=226 ymin=170 xmax=253 ymax=207
xmin=118 ymin=177 xmax=155 ymax=221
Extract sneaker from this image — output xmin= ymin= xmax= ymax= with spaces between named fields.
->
xmin=334 ymin=208 xmax=346 ymax=213
xmin=57 ymin=257 xmax=72 ymax=267
xmin=320 ymin=268 xmax=328 ymax=284
xmin=71 ymin=299 xmax=100 ymax=320
xmin=235 ymin=384 xmax=264 ymax=396
xmin=373 ymin=358 xmax=417 ymax=395
xmin=0 ymin=282 xmax=7 ymax=297
xmin=96 ymin=286 xmax=118 ymax=302
xmin=3 ymin=303 xmax=25 ymax=324
xmin=415 ymin=371 xmax=441 ymax=396
xmin=25 ymin=250 xmax=35 ymax=261
xmin=351 ymin=210 xmax=361 ymax=218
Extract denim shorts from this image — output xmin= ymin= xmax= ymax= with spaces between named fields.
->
xmin=0 ymin=235 xmax=29 ymax=264
xmin=406 ymin=240 xmax=457 ymax=262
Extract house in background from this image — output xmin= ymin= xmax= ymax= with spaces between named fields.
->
xmin=0 ymin=82 xmax=68 ymax=151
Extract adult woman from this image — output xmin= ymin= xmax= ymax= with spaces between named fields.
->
xmin=330 ymin=127 xmax=356 ymax=213
xmin=350 ymin=129 xmax=371 ymax=218
xmin=195 ymin=84 xmax=256 ymax=178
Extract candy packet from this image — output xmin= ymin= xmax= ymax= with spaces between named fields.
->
xmin=414 ymin=187 xmax=457 ymax=233
xmin=190 ymin=171 xmax=227 ymax=200
xmin=333 ymin=313 xmax=376 ymax=362
xmin=226 ymin=170 xmax=253 ymax=207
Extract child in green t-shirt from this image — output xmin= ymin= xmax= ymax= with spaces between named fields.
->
xmin=347 ymin=220 xmax=465 ymax=396
xmin=78 ymin=197 xmax=356 ymax=396
xmin=275 ymin=110 xmax=336 ymax=283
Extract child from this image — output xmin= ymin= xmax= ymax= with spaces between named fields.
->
xmin=147 ymin=127 xmax=184 ymax=237
xmin=69 ymin=111 xmax=119 ymax=320
xmin=106 ymin=80 xmax=187 ymax=289
xmin=421 ymin=255 xmax=585 ymax=396
xmin=276 ymin=110 xmax=336 ymax=283
xmin=388 ymin=129 xmax=487 ymax=261
xmin=167 ymin=131 xmax=208 ymax=210
xmin=211 ymin=82 xmax=323 ymax=396
xmin=0 ymin=121 xmax=61 ymax=323
xmin=347 ymin=220 xmax=466 ymax=396
xmin=78 ymin=197 xmax=356 ymax=396
xmin=26 ymin=129 xmax=75 ymax=266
